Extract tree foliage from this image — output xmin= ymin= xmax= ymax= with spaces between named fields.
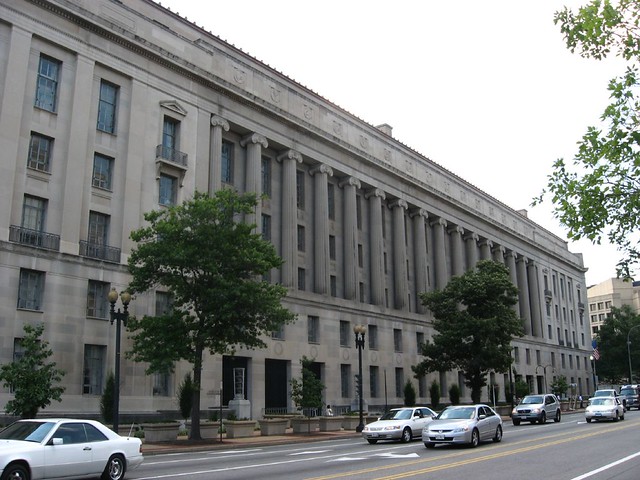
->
xmin=0 ymin=323 xmax=65 ymax=418
xmin=534 ymin=0 xmax=640 ymax=278
xmin=403 ymin=380 xmax=417 ymax=407
xmin=290 ymin=356 xmax=325 ymax=418
xmin=550 ymin=375 xmax=570 ymax=398
xmin=413 ymin=261 xmax=524 ymax=403
xmin=177 ymin=373 xmax=195 ymax=420
xmin=594 ymin=304 xmax=640 ymax=383
xmin=125 ymin=189 xmax=296 ymax=439
xmin=100 ymin=371 xmax=115 ymax=424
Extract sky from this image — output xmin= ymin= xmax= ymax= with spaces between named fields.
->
xmin=158 ymin=0 xmax=626 ymax=286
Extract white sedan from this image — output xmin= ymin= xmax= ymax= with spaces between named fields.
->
xmin=585 ymin=397 xmax=625 ymax=422
xmin=0 ymin=418 xmax=143 ymax=480
xmin=362 ymin=407 xmax=437 ymax=444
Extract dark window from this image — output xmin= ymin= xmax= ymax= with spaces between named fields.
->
xmin=27 ymin=133 xmax=53 ymax=172
xmin=35 ymin=55 xmax=60 ymax=112
xmin=222 ymin=141 xmax=234 ymax=184
xmin=97 ymin=80 xmax=118 ymax=133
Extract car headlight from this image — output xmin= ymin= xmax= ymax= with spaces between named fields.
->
xmin=452 ymin=426 xmax=469 ymax=433
xmin=531 ymin=408 xmax=541 ymax=414
xmin=511 ymin=408 xmax=517 ymax=415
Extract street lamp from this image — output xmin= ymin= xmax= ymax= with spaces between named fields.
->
xmin=535 ymin=364 xmax=554 ymax=393
xmin=589 ymin=355 xmax=598 ymax=393
xmin=107 ymin=288 xmax=131 ymax=433
xmin=627 ymin=325 xmax=640 ymax=384
xmin=353 ymin=324 xmax=366 ymax=433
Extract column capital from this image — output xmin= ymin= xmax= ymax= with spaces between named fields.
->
xmin=365 ymin=188 xmax=386 ymax=200
xmin=210 ymin=114 xmax=230 ymax=131
xmin=310 ymin=163 xmax=334 ymax=177
xmin=339 ymin=176 xmax=361 ymax=189
xmin=389 ymin=199 xmax=408 ymax=210
xmin=465 ymin=232 xmax=479 ymax=242
xmin=240 ymin=132 xmax=268 ymax=148
xmin=410 ymin=208 xmax=428 ymax=219
xmin=276 ymin=149 xmax=303 ymax=163
xmin=494 ymin=245 xmax=506 ymax=255
xmin=431 ymin=217 xmax=447 ymax=228
xmin=480 ymin=239 xmax=494 ymax=248
xmin=449 ymin=225 xmax=464 ymax=235
xmin=505 ymin=250 xmax=518 ymax=260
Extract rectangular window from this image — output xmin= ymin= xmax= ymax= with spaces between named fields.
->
xmin=394 ymin=328 xmax=403 ymax=353
xmin=87 ymin=280 xmax=109 ymax=318
xmin=330 ymin=275 xmax=337 ymax=297
xmin=416 ymin=332 xmax=425 ymax=354
xmin=35 ymin=55 xmax=60 ymax=112
xmin=328 ymin=183 xmax=335 ymax=220
xmin=513 ymin=346 xmax=520 ymax=364
xmin=271 ymin=324 xmax=285 ymax=340
xmin=92 ymin=153 xmax=113 ymax=190
xmin=297 ymin=268 xmax=306 ymax=291
xmin=329 ymin=235 xmax=336 ymax=260
xmin=297 ymin=225 xmax=305 ymax=251
xmin=296 ymin=170 xmax=305 ymax=209
xmin=22 ymin=195 xmax=46 ymax=235
xmin=308 ymin=316 xmax=319 ymax=344
xmin=162 ymin=116 xmax=179 ymax=150
xmin=358 ymin=244 xmax=363 ymax=267
xmin=356 ymin=195 xmax=362 ymax=230
xmin=27 ymin=132 xmax=53 ymax=172
xmin=359 ymin=282 xmax=365 ymax=303
xmin=340 ymin=364 xmax=350 ymax=398
xmin=368 ymin=325 xmax=378 ymax=350
xmin=370 ymin=366 xmax=379 ymax=398
xmin=88 ymin=211 xmax=109 ymax=247
xmin=97 ymin=80 xmax=118 ymax=133
xmin=83 ymin=344 xmax=105 ymax=395
xmin=155 ymin=291 xmax=173 ymax=315
xmin=340 ymin=320 xmax=350 ymax=347
xmin=18 ymin=269 xmax=44 ymax=310
xmin=261 ymin=156 xmax=271 ymax=197
xmin=261 ymin=214 xmax=271 ymax=242
xmin=395 ymin=368 xmax=404 ymax=398
xmin=153 ymin=372 xmax=170 ymax=396
xmin=159 ymin=174 xmax=177 ymax=206
xmin=525 ymin=348 xmax=531 ymax=365
xmin=221 ymin=140 xmax=234 ymax=184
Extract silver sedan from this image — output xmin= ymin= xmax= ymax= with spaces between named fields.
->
xmin=362 ymin=407 xmax=436 ymax=444
xmin=423 ymin=404 xmax=503 ymax=448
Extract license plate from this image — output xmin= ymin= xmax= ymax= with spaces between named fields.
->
xmin=435 ymin=434 xmax=444 ymax=440
xmin=595 ymin=413 xmax=602 ymax=416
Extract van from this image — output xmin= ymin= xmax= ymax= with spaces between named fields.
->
xmin=619 ymin=385 xmax=640 ymax=410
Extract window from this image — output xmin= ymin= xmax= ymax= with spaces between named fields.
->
xmin=35 ymin=55 xmax=60 ymax=112
xmin=163 ymin=116 xmax=179 ymax=150
xmin=416 ymin=332 xmax=425 ymax=353
xmin=83 ymin=344 xmax=105 ymax=395
xmin=297 ymin=225 xmax=305 ymax=251
xmin=358 ymin=244 xmax=363 ymax=267
xmin=296 ymin=170 xmax=305 ymax=209
xmin=92 ymin=153 xmax=113 ymax=190
xmin=368 ymin=325 xmax=378 ymax=350
xmin=88 ymin=211 xmax=109 ymax=247
xmin=395 ymin=368 xmax=404 ymax=397
xmin=87 ymin=280 xmax=109 ymax=318
xmin=262 ymin=156 xmax=271 ymax=197
xmin=551 ymin=352 xmax=556 ymax=367
xmin=525 ymin=348 xmax=531 ymax=365
xmin=297 ymin=268 xmax=306 ymax=291
xmin=221 ymin=140 xmax=234 ymax=184
xmin=329 ymin=235 xmax=336 ymax=260
xmin=328 ymin=183 xmax=335 ymax=220
xmin=359 ymin=282 xmax=365 ymax=303
xmin=271 ymin=324 xmax=284 ymax=340
xmin=159 ymin=174 xmax=177 ymax=206
xmin=153 ymin=373 xmax=170 ymax=396
xmin=340 ymin=320 xmax=350 ymax=347
xmin=308 ymin=316 xmax=319 ymax=343
xmin=513 ymin=346 xmax=520 ymax=364
xmin=393 ymin=328 xmax=403 ymax=352
xmin=97 ymin=80 xmax=118 ymax=133
xmin=340 ymin=364 xmax=350 ymax=398
xmin=155 ymin=291 xmax=173 ymax=316
xmin=18 ymin=269 xmax=44 ymax=310
xmin=370 ymin=366 xmax=379 ymax=398
xmin=21 ymin=195 xmax=46 ymax=240
xmin=330 ymin=275 xmax=337 ymax=297
xmin=561 ymin=353 xmax=566 ymax=369
xmin=356 ymin=195 xmax=362 ymax=229
xmin=261 ymin=214 xmax=271 ymax=241
xmin=27 ymin=133 xmax=53 ymax=172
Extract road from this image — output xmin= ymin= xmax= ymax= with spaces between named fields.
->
xmin=129 ymin=411 xmax=640 ymax=480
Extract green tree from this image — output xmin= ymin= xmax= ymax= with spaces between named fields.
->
xmin=403 ymin=380 xmax=417 ymax=406
xmin=0 ymin=323 xmax=65 ymax=418
xmin=514 ymin=378 xmax=530 ymax=401
xmin=126 ymin=189 xmax=296 ymax=439
xmin=448 ymin=384 xmax=461 ymax=405
xmin=595 ymin=304 xmax=640 ymax=383
xmin=429 ymin=380 xmax=441 ymax=410
xmin=290 ymin=356 xmax=325 ymax=433
xmin=177 ymin=373 xmax=195 ymax=420
xmin=550 ymin=375 xmax=570 ymax=399
xmin=414 ymin=261 xmax=525 ymax=403
xmin=100 ymin=372 xmax=115 ymax=424
xmin=534 ymin=0 xmax=640 ymax=278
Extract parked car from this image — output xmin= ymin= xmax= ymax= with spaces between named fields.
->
xmin=619 ymin=385 xmax=640 ymax=410
xmin=361 ymin=407 xmax=436 ymax=444
xmin=511 ymin=393 xmax=562 ymax=425
xmin=585 ymin=396 xmax=625 ymax=422
xmin=0 ymin=418 xmax=143 ymax=480
xmin=423 ymin=404 xmax=503 ymax=448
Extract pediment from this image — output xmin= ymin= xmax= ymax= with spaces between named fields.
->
xmin=159 ymin=100 xmax=187 ymax=117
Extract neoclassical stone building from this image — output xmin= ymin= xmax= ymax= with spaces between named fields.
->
xmin=0 ymin=0 xmax=592 ymax=419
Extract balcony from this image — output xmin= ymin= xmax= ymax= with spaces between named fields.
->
xmin=9 ymin=225 xmax=60 ymax=251
xmin=156 ymin=144 xmax=188 ymax=168
xmin=544 ymin=289 xmax=552 ymax=302
xmin=79 ymin=241 xmax=121 ymax=263
xmin=578 ymin=302 xmax=585 ymax=313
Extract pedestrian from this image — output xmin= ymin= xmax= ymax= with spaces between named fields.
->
xmin=325 ymin=404 xmax=334 ymax=416
xmin=579 ymin=395 xmax=584 ymax=408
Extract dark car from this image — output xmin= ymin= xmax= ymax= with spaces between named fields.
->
xmin=619 ymin=385 xmax=640 ymax=410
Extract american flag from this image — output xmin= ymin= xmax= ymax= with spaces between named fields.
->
xmin=592 ymin=339 xmax=600 ymax=360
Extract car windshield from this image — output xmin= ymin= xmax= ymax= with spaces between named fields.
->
xmin=620 ymin=388 xmax=636 ymax=395
xmin=380 ymin=409 xmax=412 ymax=420
xmin=437 ymin=407 xmax=475 ymax=420
xmin=0 ymin=421 xmax=55 ymax=442
xmin=591 ymin=398 xmax=614 ymax=406
xmin=521 ymin=396 xmax=543 ymax=404
xmin=594 ymin=391 xmax=614 ymax=397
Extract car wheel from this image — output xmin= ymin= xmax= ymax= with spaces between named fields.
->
xmin=621 ymin=411 xmax=625 ymax=421
xmin=554 ymin=410 xmax=561 ymax=422
xmin=367 ymin=439 xmax=378 ymax=444
xmin=1 ymin=463 xmax=29 ymax=480
xmin=614 ymin=412 xmax=620 ymax=422
xmin=102 ymin=454 xmax=126 ymax=480
xmin=540 ymin=412 xmax=546 ymax=424
xmin=469 ymin=429 xmax=480 ymax=448
xmin=512 ymin=418 xmax=520 ymax=426
xmin=586 ymin=418 xmax=592 ymax=423
xmin=424 ymin=442 xmax=435 ymax=449
xmin=492 ymin=425 xmax=503 ymax=443
xmin=400 ymin=427 xmax=412 ymax=443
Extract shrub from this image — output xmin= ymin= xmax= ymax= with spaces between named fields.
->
xmin=429 ymin=380 xmax=441 ymax=409
xmin=448 ymin=384 xmax=461 ymax=405
xmin=100 ymin=372 xmax=115 ymax=424
xmin=403 ymin=380 xmax=417 ymax=406
xmin=176 ymin=372 xmax=195 ymax=420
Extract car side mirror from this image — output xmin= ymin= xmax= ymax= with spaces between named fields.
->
xmin=51 ymin=437 xmax=63 ymax=446
xmin=478 ymin=414 xmax=487 ymax=420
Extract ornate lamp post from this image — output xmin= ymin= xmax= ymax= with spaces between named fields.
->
xmin=589 ymin=355 xmax=598 ymax=393
xmin=353 ymin=324 xmax=366 ymax=433
xmin=107 ymin=288 xmax=131 ymax=433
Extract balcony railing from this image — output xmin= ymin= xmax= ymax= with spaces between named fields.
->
xmin=156 ymin=144 xmax=188 ymax=168
xmin=79 ymin=240 xmax=121 ymax=263
xmin=9 ymin=225 xmax=60 ymax=251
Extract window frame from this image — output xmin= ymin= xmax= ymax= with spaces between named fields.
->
xmin=96 ymin=80 xmax=118 ymax=133
xmin=35 ymin=55 xmax=61 ymax=112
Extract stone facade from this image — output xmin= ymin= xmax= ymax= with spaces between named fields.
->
xmin=0 ymin=0 xmax=592 ymax=420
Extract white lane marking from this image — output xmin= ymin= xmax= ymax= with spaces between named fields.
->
xmin=376 ymin=452 xmax=420 ymax=458
xmin=289 ymin=450 xmax=331 ymax=455
xmin=570 ymin=451 xmax=640 ymax=480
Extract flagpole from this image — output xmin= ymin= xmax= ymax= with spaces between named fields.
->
xmin=591 ymin=339 xmax=599 ymax=392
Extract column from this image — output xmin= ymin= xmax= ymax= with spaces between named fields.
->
xmin=432 ymin=218 xmax=448 ymax=290
xmin=480 ymin=239 xmax=493 ymax=261
xmin=516 ymin=255 xmax=532 ymax=335
xmin=528 ymin=261 xmax=543 ymax=337
xmin=505 ymin=251 xmax=519 ymax=314
xmin=277 ymin=149 xmax=303 ymax=288
xmin=493 ymin=245 xmax=506 ymax=264
xmin=450 ymin=226 xmax=465 ymax=276
xmin=390 ymin=199 xmax=408 ymax=310
xmin=209 ymin=115 xmax=230 ymax=194
xmin=240 ymin=133 xmax=268 ymax=231
xmin=310 ymin=164 xmax=333 ymax=295
xmin=340 ymin=176 xmax=361 ymax=300
xmin=465 ymin=233 xmax=479 ymax=269
xmin=366 ymin=188 xmax=386 ymax=305
xmin=411 ymin=209 xmax=429 ymax=314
